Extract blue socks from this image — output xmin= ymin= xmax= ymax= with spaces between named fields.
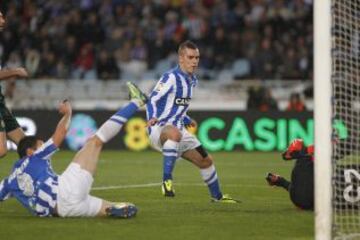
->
xmin=200 ymin=165 xmax=223 ymax=200
xmin=112 ymin=101 xmax=139 ymax=121
xmin=162 ymin=139 xmax=223 ymax=200
xmin=162 ymin=140 xmax=179 ymax=181
xmin=96 ymin=101 xmax=139 ymax=143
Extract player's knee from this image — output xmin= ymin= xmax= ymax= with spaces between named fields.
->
xmin=205 ymin=155 xmax=214 ymax=165
xmin=169 ymin=130 xmax=181 ymax=142
xmin=199 ymin=155 xmax=213 ymax=168
xmin=160 ymin=126 xmax=181 ymax=143
xmin=87 ymin=135 xmax=103 ymax=147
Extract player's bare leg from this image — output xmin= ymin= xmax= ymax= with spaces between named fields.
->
xmin=7 ymin=127 xmax=26 ymax=145
xmin=90 ymin=81 xmax=146 ymax=176
xmin=75 ymin=82 xmax=146 ymax=218
xmin=0 ymin=131 xmax=7 ymax=157
xmin=71 ymin=135 xmax=137 ymax=219
xmin=0 ymin=127 xmax=26 ymax=157
xmin=7 ymin=127 xmax=25 ymax=145
xmin=181 ymin=149 xmax=213 ymax=168
xmin=72 ymin=135 xmax=103 ymax=176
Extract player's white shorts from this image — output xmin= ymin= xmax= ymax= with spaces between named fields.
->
xmin=149 ymin=124 xmax=201 ymax=158
xmin=56 ymin=163 xmax=102 ymax=217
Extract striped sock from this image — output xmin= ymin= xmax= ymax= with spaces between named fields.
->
xmin=96 ymin=101 xmax=139 ymax=143
xmin=200 ymin=164 xmax=223 ymax=200
xmin=162 ymin=140 xmax=179 ymax=181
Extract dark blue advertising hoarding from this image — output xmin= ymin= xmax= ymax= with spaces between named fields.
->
xmin=11 ymin=110 xmax=347 ymax=151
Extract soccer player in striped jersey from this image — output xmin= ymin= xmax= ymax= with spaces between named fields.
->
xmin=0 ymin=11 xmax=29 ymax=157
xmin=146 ymin=40 xmax=238 ymax=203
xmin=0 ymin=82 xmax=147 ymax=218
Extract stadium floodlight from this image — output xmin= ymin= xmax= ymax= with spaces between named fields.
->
xmin=316 ymin=0 xmax=360 ymax=239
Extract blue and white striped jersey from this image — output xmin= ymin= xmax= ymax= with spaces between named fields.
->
xmin=0 ymin=139 xmax=59 ymax=217
xmin=146 ymin=65 xmax=198 ymax=133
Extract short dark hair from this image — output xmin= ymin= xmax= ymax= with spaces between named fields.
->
xmin=178 ymin=40 xmax=198 ymax=54
xmin=17 ymin=136 xmax=39 ymax=158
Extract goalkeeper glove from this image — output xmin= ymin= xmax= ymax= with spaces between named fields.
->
xmin=282 ymin=139 xmax=313 ymax=160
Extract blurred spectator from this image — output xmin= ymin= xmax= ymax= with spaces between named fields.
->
xmin=96 ymin=49 xmax=119 ymax=80
xmin=104 ymin=27 xmax=124 ymax=53
xmin=247 ymin=86 xmax=278 ymax=111
xmin=259 ymin=88 xmax=278 ymax=111
xmin=61 ymin=36 xmax=78 ymax=66
xmin=37 ymin=51 xmax=57 ymax=79
xmin=0 ymin=0 xmax=313 ymax=80
xmin=181 ymin=4 xmax=207 ymax=40
xmin=286 ymin=93 xmax=307 ymax=112
xmin=247 ymin=86 xmax=263 ymax=109
xmin=282 ymin=48 xmax=301 ymax=79
xmin=212 ymin=26 xmax=229 ymax=69
xmin=54 ymin=60 xmax=70 ymax=79
xmin=117 ymin=39 xmax=148 ymax=80
xmin=5 ymin=51 xmax=22 ymax=68
xmin=147 ymin=28 xmax=168 ymax=69
xmin=72 ymin=43 xmax=96 ymax=80
xmin=254 ymin=38 xmax=277 ymax=78
xmin=66 ymin=10 xmax=83 ymax=42
xmin=131 ymin=37 xmax=147 ymax=62
xmin=82 ymin=12 xmax=105 ymax=45
xmin=24 ymin=48 xmax=40 ymax=77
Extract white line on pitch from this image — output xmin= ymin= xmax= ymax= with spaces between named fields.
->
xmin=92 ymin=182 xmax=161 ymax=190
xmin=92 ymin=182 xmax=269 ymax=191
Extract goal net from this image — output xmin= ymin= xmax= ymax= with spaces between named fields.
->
xmin=315 ymin=0 xmax=360 ymax=239
xmin=332 ymin=0 xmax=360 ymax=239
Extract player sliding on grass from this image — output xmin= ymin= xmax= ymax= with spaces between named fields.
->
xmin=0 ymin=82 xmax=147 ymax=218
xmin=146 ymin=40 xmax=238 ymax=203
xmin=0 ymin=11 xmax=29 ymax=157
xmin=266 ymin=139 xmax=314 ymax=210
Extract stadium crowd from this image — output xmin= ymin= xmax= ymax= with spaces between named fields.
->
xmin=0 ymin=0 xmax=313 ymax=81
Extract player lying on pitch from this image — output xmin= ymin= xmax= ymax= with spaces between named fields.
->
xmin=0 ymin=82 xmax=147 ymax=218
xmin=266 ymin=139 xmax=314 ymax=210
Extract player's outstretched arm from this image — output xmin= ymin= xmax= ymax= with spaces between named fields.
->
xmin=51 ymin=100 xmax=72 ymax=147
xmin=0 ymin=67 xmax=28 ymax=81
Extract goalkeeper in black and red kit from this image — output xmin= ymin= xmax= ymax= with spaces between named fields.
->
xmin=266 ymin=139 xmax=314 ymax=210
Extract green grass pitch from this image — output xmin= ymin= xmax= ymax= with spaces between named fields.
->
xmin=0 ymin=151 xmax=313 ymax=240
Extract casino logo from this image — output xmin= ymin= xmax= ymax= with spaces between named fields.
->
xmin=175 ymin=97 xmax=191 ymax=106
xmin=66 ymin=114 xmax=97 ymax=150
